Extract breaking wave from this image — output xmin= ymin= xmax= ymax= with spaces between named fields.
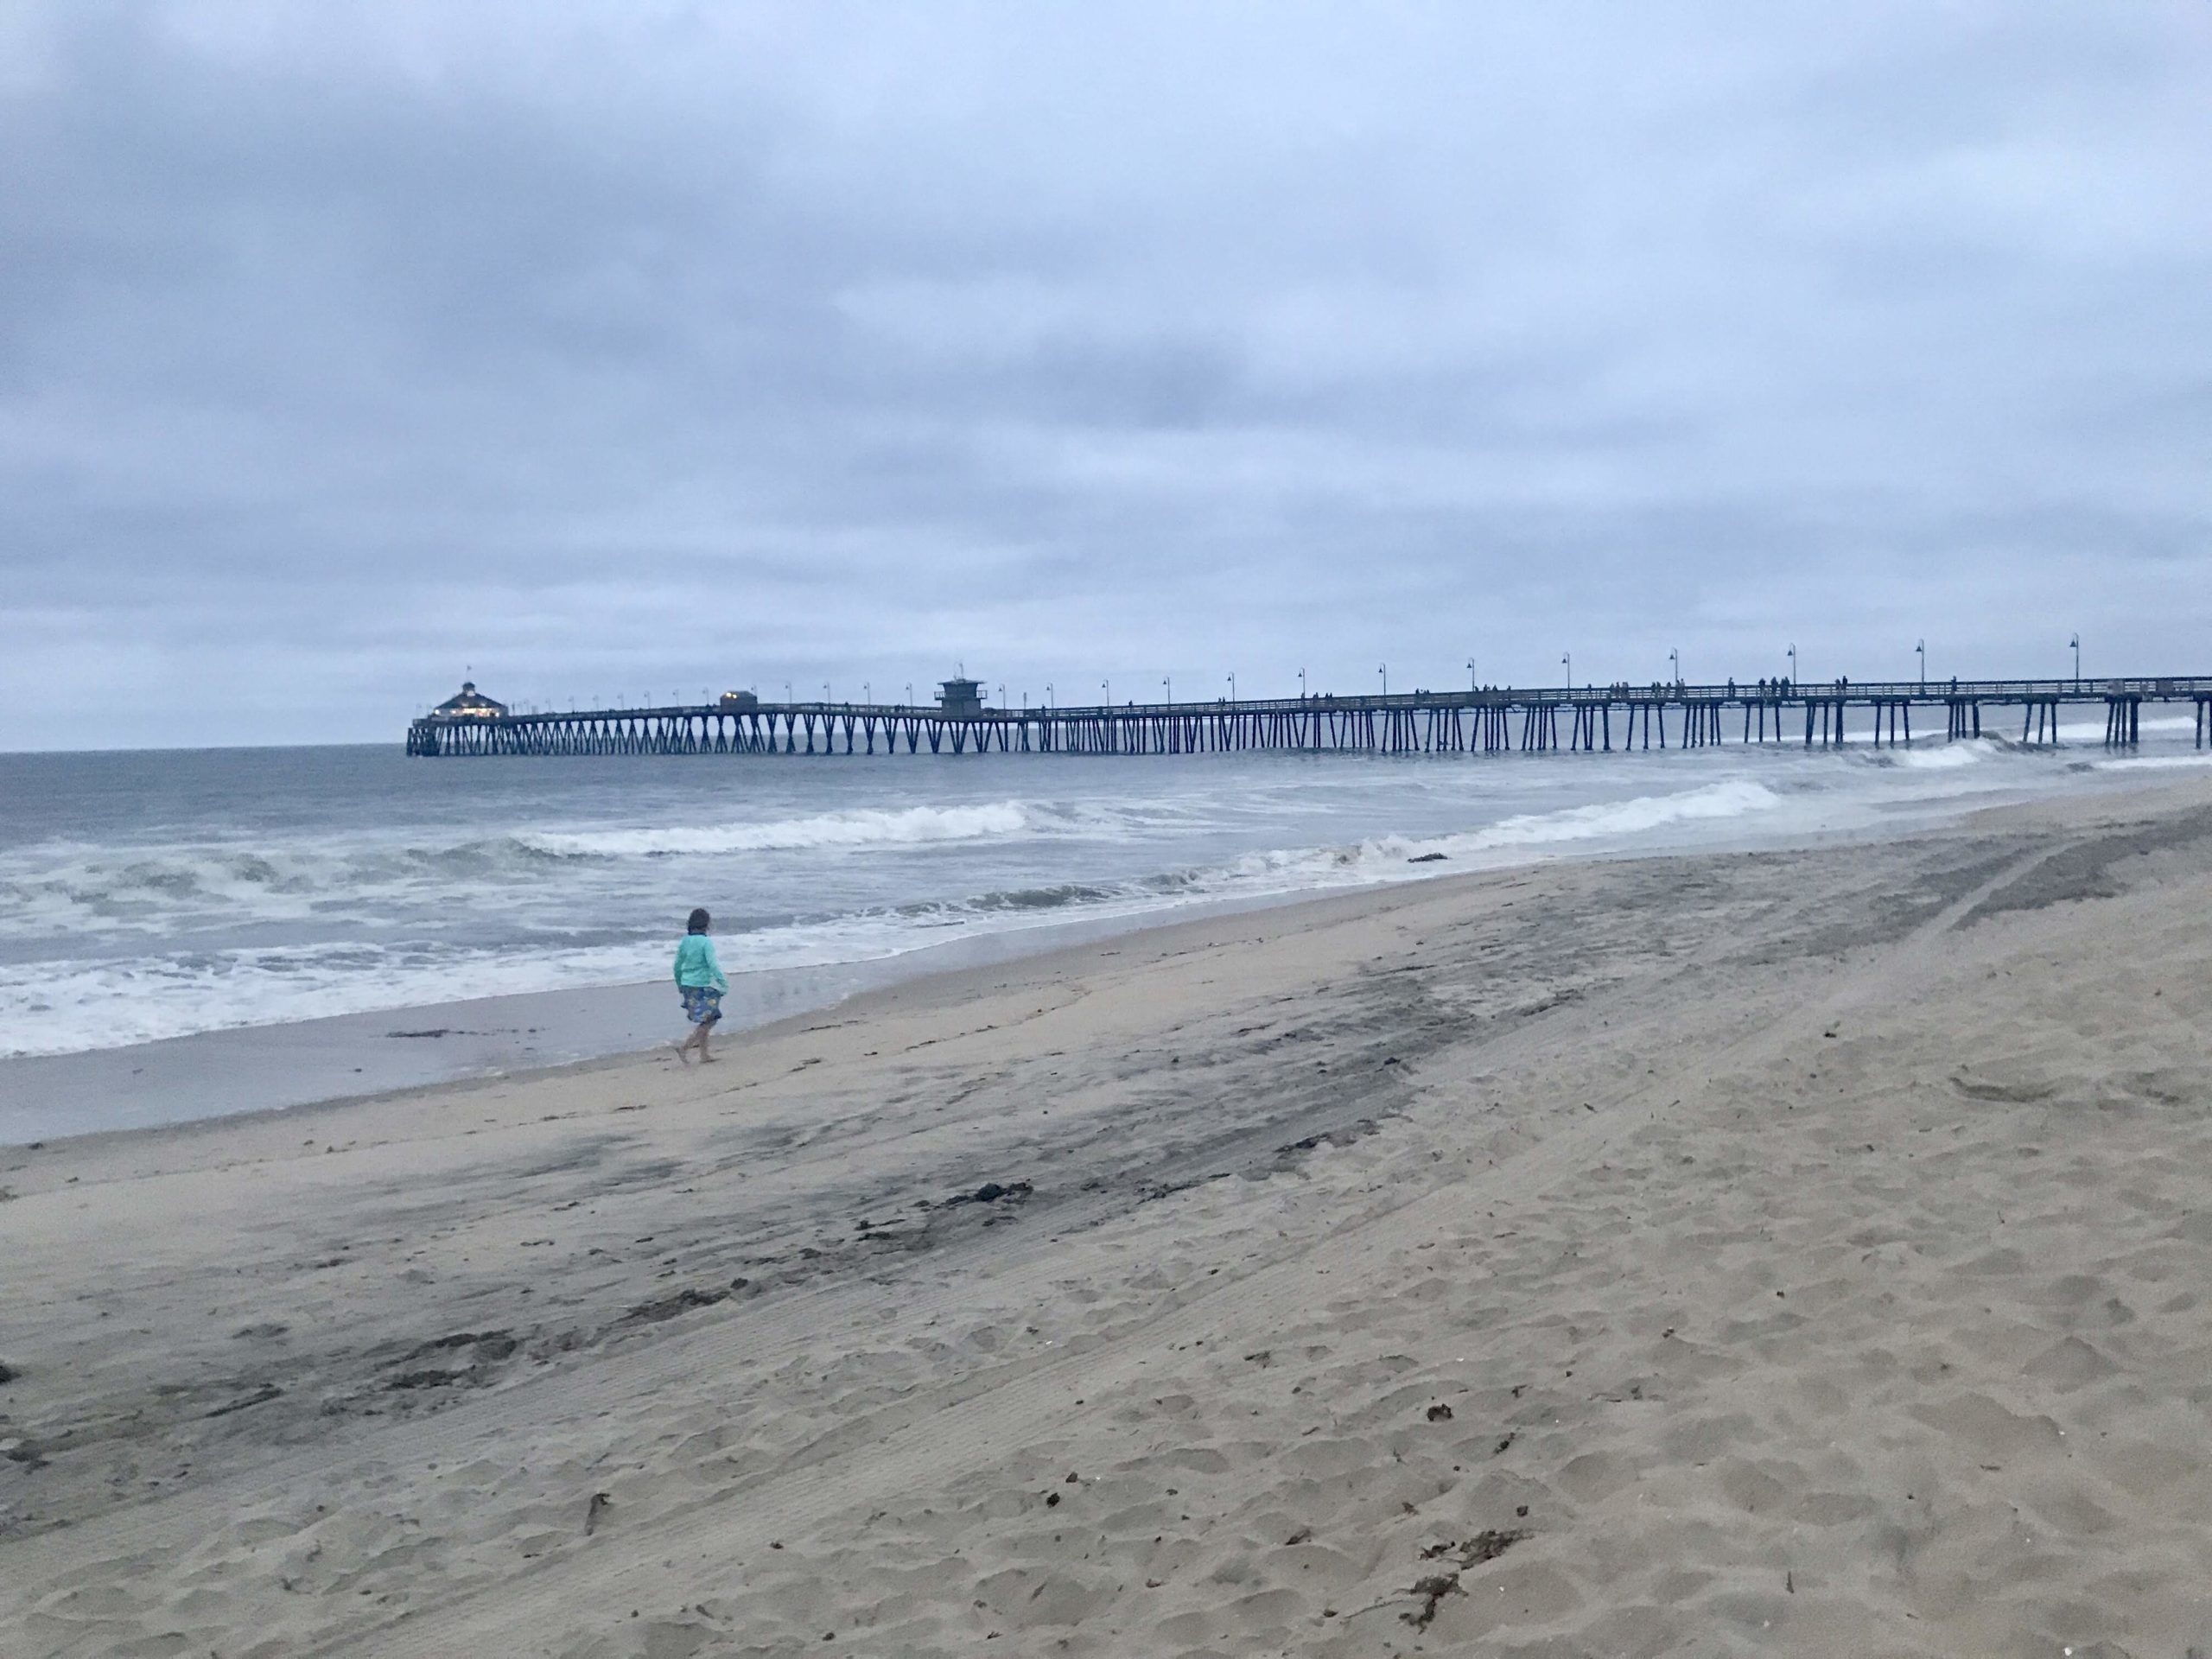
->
xmin=14 ymin=725 xmax=2177 ymax=1066
xmin=516 ymin=802 xmax=1036 ymax=857
xmin=1439 ymin=779 xmax=1782 ymax=850
xmin=1882 ymin=741 xmax=1989 ymax=771
xmin=0 ymin=803 xmax=1051 ymax=935
xmin=2094 ymin=754 xmax=2212 ymax=772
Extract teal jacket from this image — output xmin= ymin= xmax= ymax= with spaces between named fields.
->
xmin=673 ymin=933 xmax=728 ymax=993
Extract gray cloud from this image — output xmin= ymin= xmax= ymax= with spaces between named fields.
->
xmin=3 ymin=1 xmax=2208 ymax=747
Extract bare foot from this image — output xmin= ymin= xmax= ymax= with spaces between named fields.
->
xmin=673 ymin=1042 xmax=692 ymax=1065
xmin=698 ymin=1054 xmax=719 ymax=1065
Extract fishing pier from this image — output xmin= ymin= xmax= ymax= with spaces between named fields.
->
xmin=408 ymin=677 xmax=2212 ymax=758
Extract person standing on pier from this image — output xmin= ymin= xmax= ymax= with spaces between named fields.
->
xmin=672 ymin=907 xmax=728 ymax=1065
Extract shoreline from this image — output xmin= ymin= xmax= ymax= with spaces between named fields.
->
xmin=5 ymin=740 xmax=2185 ymax=1146
xmin=9 ymin=776 xmax=2212 ymax=1653
xmin=0 ymin=880 xmax=1391 ymax=1147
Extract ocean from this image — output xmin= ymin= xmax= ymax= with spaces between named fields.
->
xmin=2 ymin=720 xmax=2203 ymax=1134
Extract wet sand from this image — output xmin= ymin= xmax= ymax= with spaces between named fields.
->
xmin=0 ymin=898 xmax=1276 ymax=1144
xmin=6 ymin=779 xmax=2212 ymax=1656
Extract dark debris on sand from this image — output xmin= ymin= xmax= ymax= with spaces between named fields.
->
xmin=1421 ymin=1529 xmax=1530 ymax=1567
xmin=204 ymin=1383 xmax=283 ymax=1418
xmin=945 ymin=1180 xmax=1033 ymax=1208
xmin=621 ymin=1287 xmax=728 ymax=1325
xmin=383 ymin=1330 xmax=519 ymax=1390
xmin=1402 ymin=1530 xmax=1530 ymax=1627
xmin=1402 ymin=1573 xmax=1462 ymax=1629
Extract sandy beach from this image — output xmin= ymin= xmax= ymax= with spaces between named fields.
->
xmin=7 ymin=776 xmax=2212 ymax=1656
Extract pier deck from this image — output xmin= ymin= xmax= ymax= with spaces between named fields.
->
xmin=408 ymin=678 xmax=2212 ymax=758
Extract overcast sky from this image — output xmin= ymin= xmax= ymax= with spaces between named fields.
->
xmin=3 ymin=2 xmax=2208 ymax=748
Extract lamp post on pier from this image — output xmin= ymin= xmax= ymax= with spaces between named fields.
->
xmin=1103 ymin=678 xmax=1110 ymax=706
xmin=1466 ymin=659 xmax=1477 ymax=693
xmin=1669 ymin=648 xmax=1680 ymax=688
xmin=1298 ymin=667 xmax=1306 ymax=698
xmin=905 ymin=683 xmax=913 ymax=707
xmin=1787 ymin=644 xmax=1797 ymax=688
xmin=1162 ymin=676 xmax=1172 ymax=705
xmin=1045 ymin=683 xmax=1053 ymax=709
xmin=1378 ymin=664 xmax=1389 ymax=697
xmin=1227 ymin=671 xmax=1236 ymax=703
xmin=1915 ymin=640 xmax=1925 ymax=690
xmin=1561 ymin=652 xmax=1572 ymax=690
xmin=2070 ymin=632 xmax=2081 ymax=688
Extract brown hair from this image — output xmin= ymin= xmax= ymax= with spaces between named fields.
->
xmin=687 ymin=907 xmax=711 ymax=934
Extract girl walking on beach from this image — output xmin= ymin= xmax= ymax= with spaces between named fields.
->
xmin=672 ymin=907 xmax=728 ymax=1065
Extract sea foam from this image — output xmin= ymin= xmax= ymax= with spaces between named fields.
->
xmin=517 ymin=801 xmax=1034 ymax=857
xmin=1 ymin=729 xmax=2179 ymax=1066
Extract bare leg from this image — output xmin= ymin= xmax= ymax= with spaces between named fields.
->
xmin=696 ymin=1023 xmax=716 ymax=1063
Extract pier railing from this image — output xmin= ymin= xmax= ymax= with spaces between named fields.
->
xmin=408 ymin=677 xmax=2212 ymax=758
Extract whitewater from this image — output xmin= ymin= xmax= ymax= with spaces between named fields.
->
xmin=0 ymin=733 xmax=2184 ymax=1063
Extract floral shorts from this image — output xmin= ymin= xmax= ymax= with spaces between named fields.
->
xmin=680 ymin=985 xmax=723 ymax=1026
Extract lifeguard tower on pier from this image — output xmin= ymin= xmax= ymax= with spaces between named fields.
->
xmin=937 ymin=677 xmax=985 ymax=717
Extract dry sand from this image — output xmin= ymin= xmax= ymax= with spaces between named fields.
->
xmin=7 ymin=778 xmax=2212 ymax=1656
